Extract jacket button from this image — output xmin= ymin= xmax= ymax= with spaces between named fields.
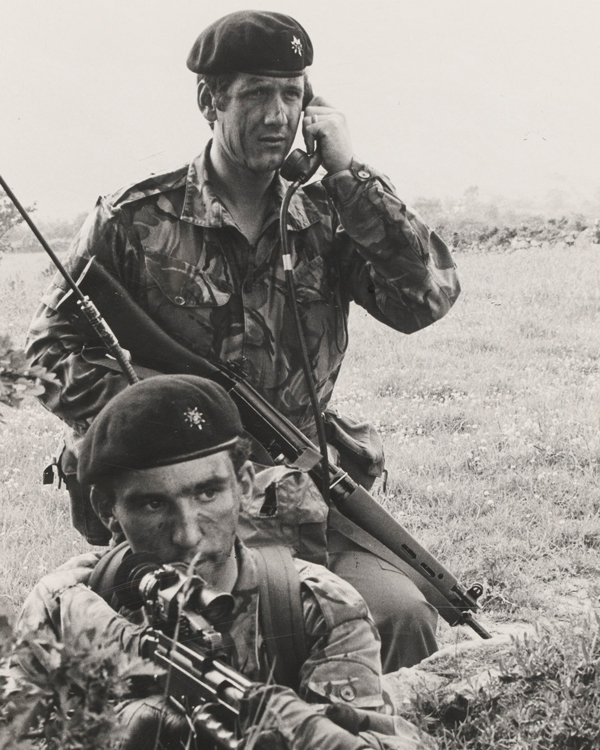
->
xmin=357 ymin=170 xmax=371 ymax=180
xmin=174 ymin=295 xmax=185 ymax=305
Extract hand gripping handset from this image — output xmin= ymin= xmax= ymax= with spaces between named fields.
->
xmin=280 ymin=81 xmax=322 ymax=184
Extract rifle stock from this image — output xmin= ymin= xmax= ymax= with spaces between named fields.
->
xmin=59 ymin=258 xmax=491 ymax=638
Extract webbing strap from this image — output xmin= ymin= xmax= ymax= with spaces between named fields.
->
xmin=328 ymin=506 xmax=449 ymax=613
xmin=88 ymin=541 xmax=131 ymax=604
xmin=251 ymin=545 xmax=308 ymax=692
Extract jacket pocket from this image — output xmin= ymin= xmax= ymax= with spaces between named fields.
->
xmin=238 ymin=464 xmax=329 ymax=565
xmin=145 ymin=251 xmax=232 ymax=307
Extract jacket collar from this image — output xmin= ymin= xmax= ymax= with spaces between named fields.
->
xmin=180 ymin=141 xmax=322 ymax=232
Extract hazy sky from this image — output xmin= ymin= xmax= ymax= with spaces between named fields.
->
xmin=1 ymin=0 xmax=599 ymax=218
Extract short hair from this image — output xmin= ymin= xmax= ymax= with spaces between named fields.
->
xmin=227 ymin=435 xmax=252 ymax=476
xmin=198 ymin=72 xmax=238 ymax=111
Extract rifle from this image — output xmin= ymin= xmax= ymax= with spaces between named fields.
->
xmin=0 ymin=171 xmax=490 ymax=637
xmin=114 ymin=551 xmax=403 ymax=750
xmin=60 ymin=258 xmax=491 ymax=639
xmin=112 ymin=551 xmax=248 ymax=750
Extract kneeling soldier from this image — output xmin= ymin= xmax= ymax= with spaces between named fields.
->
xmin=16 ymin=375 xmax=433 ymax=749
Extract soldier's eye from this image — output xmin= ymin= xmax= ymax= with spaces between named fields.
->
xmin=246 ymin=88 xmax=268 ymax=100
xmin=199 ymin=488 xmax=217 ymax=502
xmin=141 ymin=498 xmax=165 ymax=511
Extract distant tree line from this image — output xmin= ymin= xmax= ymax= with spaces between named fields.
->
xmin=2 ymin=184 xmax=600 ymax=257
xmin=0 ymin=188 xmax=86 ymax=255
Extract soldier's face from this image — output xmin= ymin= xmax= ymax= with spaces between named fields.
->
xmin=105 ymin=451 xmax=253 ymax=584
xmin=214 ymin=73 xmax=304 ymax=173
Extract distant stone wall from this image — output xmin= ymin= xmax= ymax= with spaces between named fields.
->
xmin=442 ymin=216 xmax=599 ymax=254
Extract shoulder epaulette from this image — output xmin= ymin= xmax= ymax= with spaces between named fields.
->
xmin=107 ymin=163 xmax=190 ymax=208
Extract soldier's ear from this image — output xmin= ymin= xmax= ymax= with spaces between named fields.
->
xmin=236 ymin=461 xmax=255 ymax=507
xmin=90 ymin=485 xmax=123 ymax=536
xmin=197 ymin=81 xmax=218 ymax=124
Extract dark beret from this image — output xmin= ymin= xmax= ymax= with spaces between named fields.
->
xmin=187 ymin=10 xmax=313 ymax=77
xmin=78 ymin=375 xmax=244 ymax=486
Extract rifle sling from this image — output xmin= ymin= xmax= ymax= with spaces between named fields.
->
xmin=251 ymin=546 xmax=308 ymax=692
xmin=88 ymin=541 xmax=131 ymax=606
xmin=328 ymin=506 xmax=450 ymax=614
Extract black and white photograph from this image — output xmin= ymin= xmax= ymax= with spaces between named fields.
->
xmin=1 ymin=2 xmax=600 ymax=747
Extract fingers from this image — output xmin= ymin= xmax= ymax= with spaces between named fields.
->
xmin=304 ymin=112 xmax=335 ymax=125
xmin=303 ymin=130 xmax=316 ymax=155
xmin=303 ymin=110 xmax=347 ymax=132
xmin=304 ymin=105 xmax=339 ymax=119
xmin=302 ymin=113 xmax=348 ymax=143
xmin=300 ymin=100 xmax=354 ymax=174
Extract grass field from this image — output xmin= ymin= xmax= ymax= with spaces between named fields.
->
xmin=1 ymin=242 xmax=600 ymax=640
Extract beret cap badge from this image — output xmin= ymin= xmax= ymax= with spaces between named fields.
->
xmin=77 ymin=375 xmax=244 ymax=486
xmin=291 ymin=37 xmax=303 ymax=56
xmin=184 ymin=407 xmax=206 ymax=430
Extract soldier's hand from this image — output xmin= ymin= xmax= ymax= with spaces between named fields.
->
xmin=241 ymin=682 xmax=374 ymax=750
xmin=303 ymin=96 xmax=354 ymax=175
xmin=116 ymin=695 xmax=192 ymax=750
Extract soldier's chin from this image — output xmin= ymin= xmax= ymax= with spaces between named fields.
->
xmin=248 ymin=153 xmax=286 ymax=175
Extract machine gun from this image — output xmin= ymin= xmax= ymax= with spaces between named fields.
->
xmin=112 ymin=552 xmax=249 ymax=750
xmin=112 ymin=552 xmax=402 ymax=750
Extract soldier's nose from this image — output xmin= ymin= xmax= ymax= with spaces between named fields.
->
xmin=264 ymin=97 xmax=287 ymax=126
xmin=171 ymin=504 xmax=204 ymax=552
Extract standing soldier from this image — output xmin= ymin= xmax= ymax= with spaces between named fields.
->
xmin=26 ymin=11 xmax=460 ymax=672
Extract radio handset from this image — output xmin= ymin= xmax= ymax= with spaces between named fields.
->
xmin=280 ymin=83 xmax=322 ymax=184
xmin=280 ymin=145 xmax=321 ymax=184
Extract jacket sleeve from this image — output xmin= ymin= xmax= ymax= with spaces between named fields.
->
xmin=25 ymin=198 xmax=141 ymax=431
xmin=283 ymin=564 xmax=435 ymax=748
xmin=295 ymin=561 xmax=385 ymax=710
xmin=16 ymin=552 xmax=102 ymax=642
xmin=321 ymin=159 xmax=460 ymax=335
xmin=241 ymin=683 xmax=435 ymax=750
xmin=16 ymin=553 xmax=147 ymax=680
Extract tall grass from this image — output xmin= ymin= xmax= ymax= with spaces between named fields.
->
xmin=1 ymin=254 xmax=89 ymax=611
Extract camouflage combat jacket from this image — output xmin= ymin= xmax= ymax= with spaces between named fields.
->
xmin=16 ymin=541 xmax=434 ymax=748
xmin=17 ymin=540 xmax=385 ymax=708
xmin=26 ymin=142 xmax=459 ymax=441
